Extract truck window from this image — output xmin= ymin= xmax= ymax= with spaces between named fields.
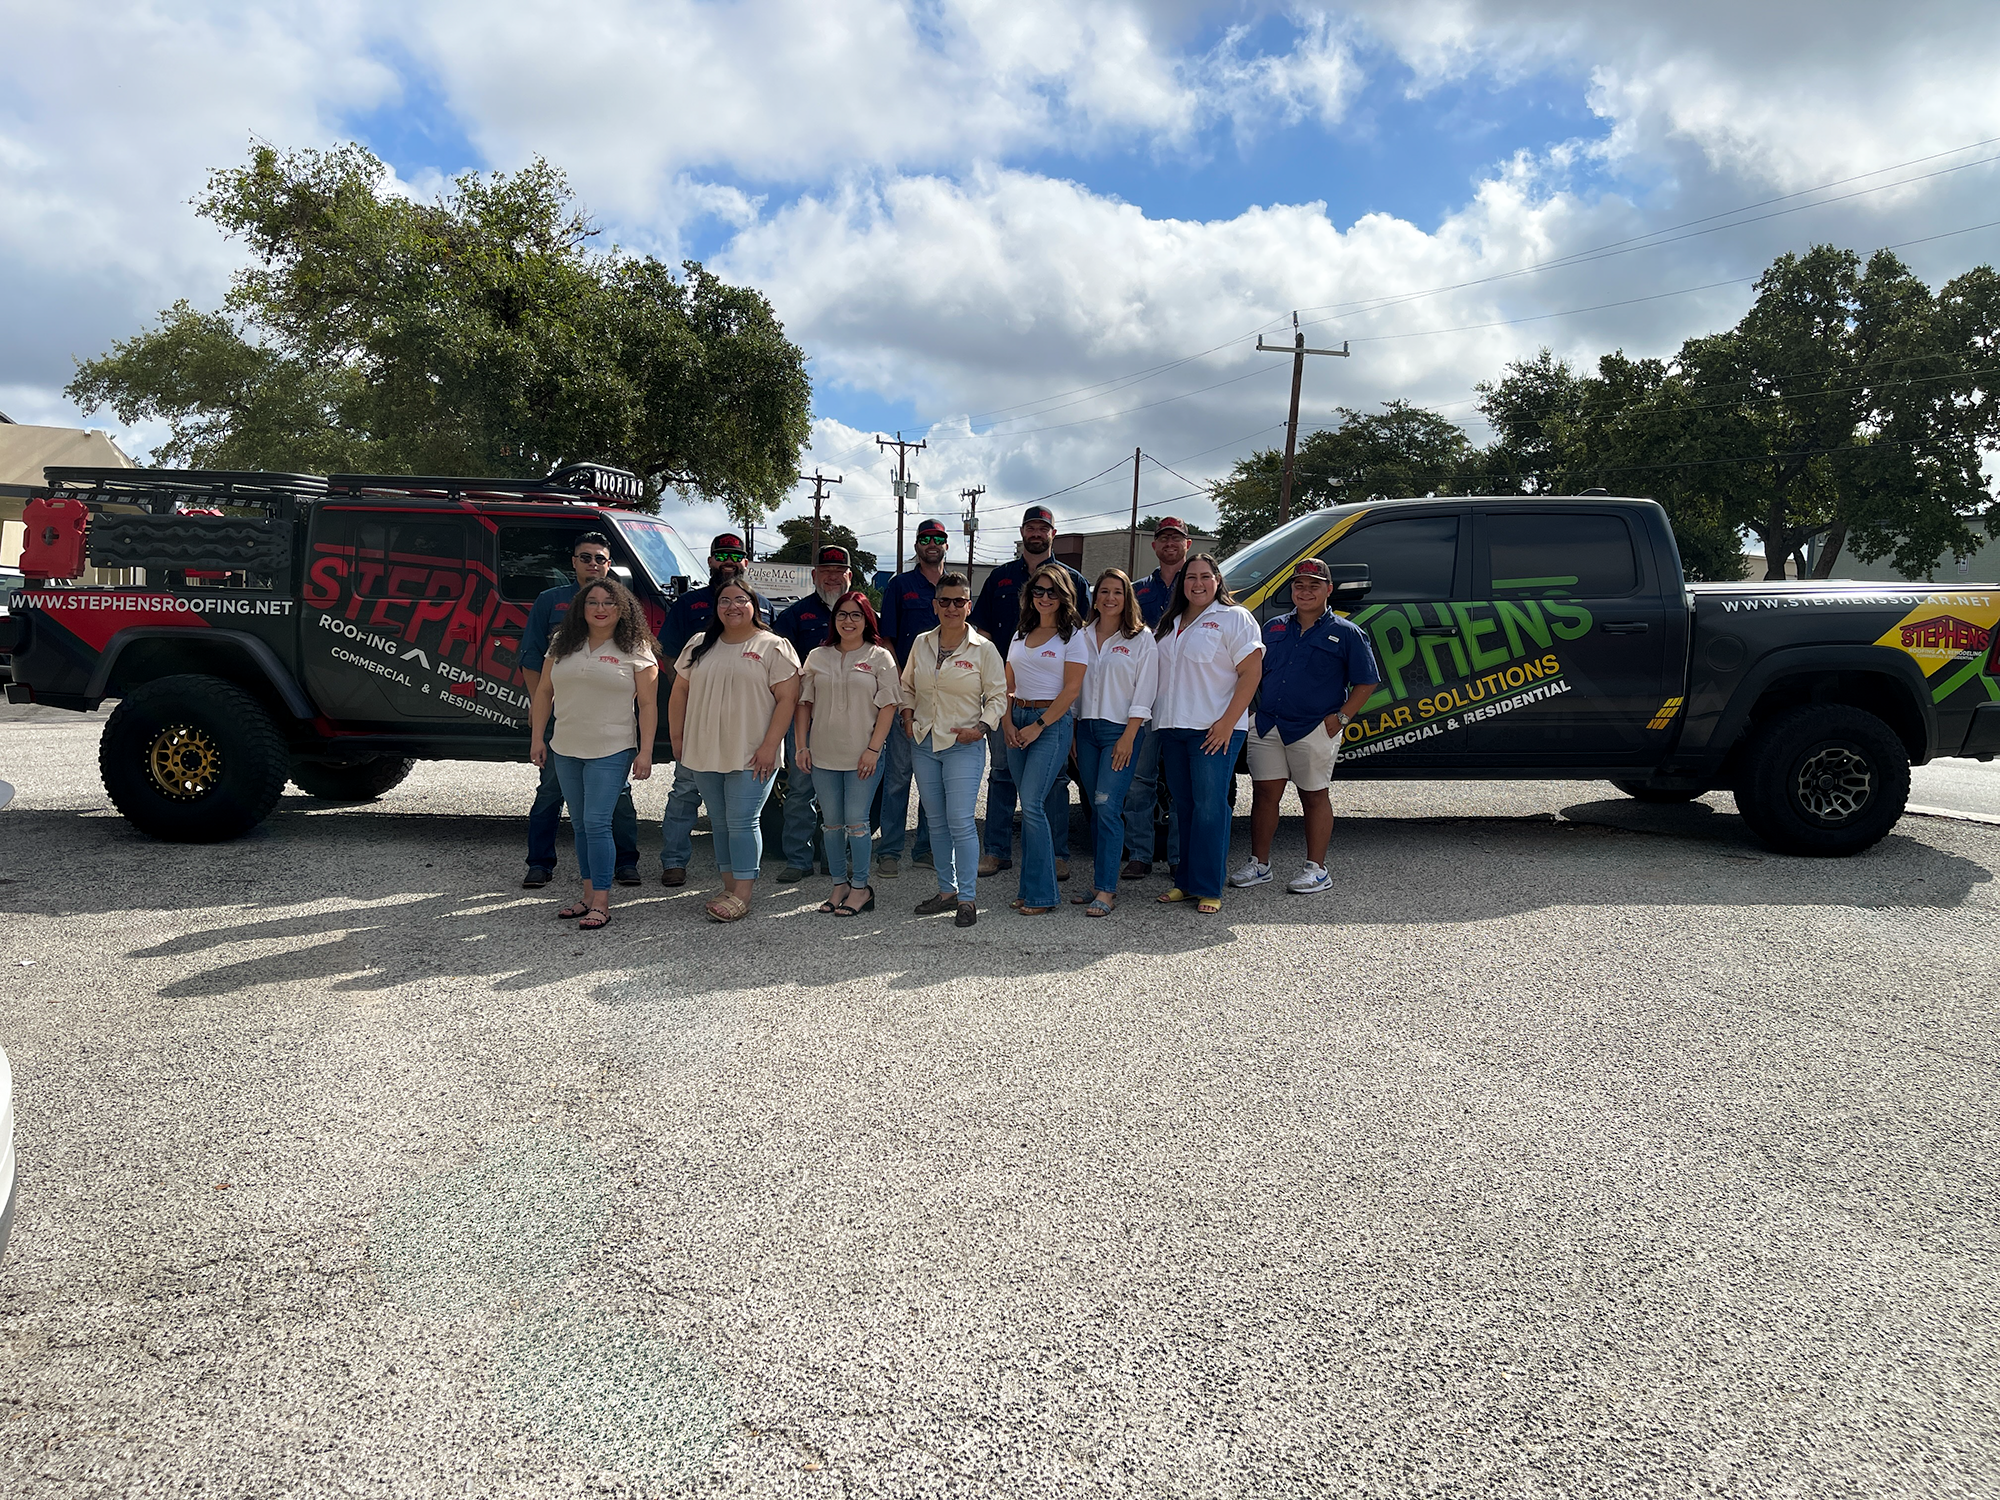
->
xmin=497 ymin=525 xmax=579 ymax=602
xmin=1322 ymin=515 xmax=1458 ymax=601
xmin=350 ymin=517 xmax=469 ymax=599
xmin=1484 ymin=513 xmax=1637 ymax=598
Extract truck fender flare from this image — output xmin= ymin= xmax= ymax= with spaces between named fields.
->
xmin=85 ymin=627 xmax=316 ymax=720
xmin=1711 ymin=644 xmax=1936 ymax=763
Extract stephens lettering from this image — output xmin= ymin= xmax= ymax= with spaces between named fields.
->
xmin=1900 ymin=615 xmax=1990 ymax=652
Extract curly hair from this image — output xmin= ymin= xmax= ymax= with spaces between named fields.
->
xmin=549 ymin=578 xmax=658 ymax=660
xmin=1014 ymin=563 xmax=1083 ymax=641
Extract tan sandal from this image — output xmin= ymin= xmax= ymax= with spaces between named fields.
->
xmin=705 ymin=894 xmax=750 ymax=922
xmin=1196 ymin=896 xmax=1222 ymax=915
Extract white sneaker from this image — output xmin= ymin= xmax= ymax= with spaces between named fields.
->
xmin=1287 ymin=862 xmax=1333 ymax=895
xmin=1229 ymin=857 xmax=1273 ymax=888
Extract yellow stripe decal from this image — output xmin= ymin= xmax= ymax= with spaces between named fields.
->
xmin=1241 ymin=509 xmax=1372 ymax=610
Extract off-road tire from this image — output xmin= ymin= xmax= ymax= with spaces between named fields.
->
xmin=289 ymin=755 xmax=416 ymax=801
xmin=1611 ymin=779 xmax=1705 ymax=804
xmin=99 ymin=674 xmax=290 ymax=843
xmin=1731 ymin=704 xmax=1910 ymax=857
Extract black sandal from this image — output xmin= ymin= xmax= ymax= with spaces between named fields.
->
xmin=817 ymin=884 xmax=852 ymax=914
xmin=556 ymin=900 xmax=592 ymax=920
xmin=833 ymin=887 xmax=876 ymax=917
xmin=577 ymin=908 xmax=610 ymax=930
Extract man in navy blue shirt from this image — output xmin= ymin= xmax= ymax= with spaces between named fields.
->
xmin=659 ymin=533 xmax=774 ymax=885
xmin=969 ymin=505 xmax=1089 ymax=877
xmin=1123 ymin=515 xmax=1192 ymax=878
xmin=518 ymin=531 xmax=641 ymax=888
xmin=871 ymin=518 xmax=950 ymax=875
xmin=1231 ymin=557 xmax=1381 ymax=896
xmin=768 ymin=545 xmax=854 ymax=880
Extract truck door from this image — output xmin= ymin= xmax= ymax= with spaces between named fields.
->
xmin=1466 ymin=508 xmax=1672 ymax=763
xmin=301 ymin=507 xmax=524 ymax=729
xmin=1314 ymin=510 xmax=1475 ymax=768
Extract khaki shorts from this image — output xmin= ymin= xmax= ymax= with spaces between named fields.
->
xmin=1247 ymin=723 xmax=1339 ymax=792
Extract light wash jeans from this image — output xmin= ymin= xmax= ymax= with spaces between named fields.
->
xmin=1074 ymin=718 xmax=1146 ymax=895
xmin=983 ymin=724 xmax=1070 ymax=860
xmin=549 ymin=747 xmax=638 ymax=892
xmin=911 ymin=734 xmax=987 ymax=902
xmin=1004 ymin=704 xmax=1075 ymax=909
xmin=872 ymin=714 xmax=931 ymax=861
xmin=1157 ymin=726 xmax=1246 ymax=900
xmin=812 ymin=766 xmax=875 ymax=885
xmin=527 ymin=744 xmax=638 ymax=874
xmin=688 ymin=768 xmax=776 ymax=880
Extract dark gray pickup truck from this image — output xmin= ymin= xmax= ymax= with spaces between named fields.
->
xmin=1222 ymin=496 xmax=2000 ymax=855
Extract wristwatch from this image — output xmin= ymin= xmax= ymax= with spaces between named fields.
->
xmin=1336 ymin=712 xmax=1353 ymax=726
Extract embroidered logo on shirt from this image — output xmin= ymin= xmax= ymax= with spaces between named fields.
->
xmin=1111 ymin=645 xmax=1131 ymax=655
xmin=1200 ymin=619 xmax=1221 ymax=629
xmin=1040 ymin=650 xmax=1058 ymax=658
xmin=597 ymin=655 xmax=621 ymax=664
xmin=1269 ymin=621 xmax=1288 ymax=634
xmin=741 ymin=649 xmax=763 ymax=661
xmin=952 ymin=659 xmax=978 ymax=671
xmin=852 ymin=662 xmax=874 ymax=673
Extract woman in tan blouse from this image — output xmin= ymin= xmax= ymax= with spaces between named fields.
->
xmin=794 ymin=591 xmax=902 ymax=916
xmin=528 ymin=579 xmax=659 ymax=930
xmin=898 ymin=572 xmax=1007 ymax=927
xmin=667 ymin=580 xmax=802 ymax=922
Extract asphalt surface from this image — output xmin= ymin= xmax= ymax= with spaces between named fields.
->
xmin=1 ymin=703 xmax=1997 ymax=1498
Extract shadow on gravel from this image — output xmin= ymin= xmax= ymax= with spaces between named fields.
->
xmin=0 ymin=791 xmax=1988 ymax=1001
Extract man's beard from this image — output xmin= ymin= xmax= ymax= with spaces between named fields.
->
xmin=1022 ymin=537 xmax=1051 ymax=558
xmin=818 ymin=583 xmax=845 ymax=607
xmin=710 ymin=562 xmax=744 ymax=585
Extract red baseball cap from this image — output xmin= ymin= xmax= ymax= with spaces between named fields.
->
xmin=1291 ymin=557 xmax=1331 ymax=582
xmin=1153 ymin=516 xmax=1188 ymax=538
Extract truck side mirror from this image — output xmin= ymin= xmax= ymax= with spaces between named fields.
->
xmin=1325 ymin=563 xmax=1371 ymax=604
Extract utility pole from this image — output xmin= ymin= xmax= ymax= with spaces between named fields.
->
xmin=875 ymin=431 xmax=927 ymax=574
xmin=1126 ymin=446 xmax=1141 ymax=576
xmin=959 ymin=485 xmax=985 ymax=575
xmin=805 ymin=469 xmax=843 ymax=559
xmin=1256 ymin=312 xmax=1350 ymax=526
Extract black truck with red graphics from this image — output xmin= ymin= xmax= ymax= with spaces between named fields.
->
xmin=0 ymin=464 xmax=704 ymax=841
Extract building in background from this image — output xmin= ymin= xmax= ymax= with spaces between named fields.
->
xmin=0 ymin=415 xmax=135 ymax=576
xmin=1805 ymin=532 xmax=1999 ymax=585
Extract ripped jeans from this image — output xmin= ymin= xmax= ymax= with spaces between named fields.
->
xmin=1073 ymin=718 xmax=1148 ymax=896
xmin=812 ymin=766 xmax=875 ymax=885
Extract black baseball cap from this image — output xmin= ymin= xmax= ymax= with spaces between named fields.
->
xmin=816 ymin=546 xmax=851 ymax=568
xmin=1022 ymin=505 xmax=1055 ymax=526
xmin=710 ymin=533 xmax=746 ymax=554
xmin=915 ymin=518 xmax=950 ymax=540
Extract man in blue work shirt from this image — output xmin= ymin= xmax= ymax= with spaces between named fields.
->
xmin=658 ymin=533 xmax=774 ymax=886
xmin=968 ymin=505 xmax=1089 ymax=878
xmin=1123 ymin=516 xmax=1192 ymax=878
xmin=871 ymin=518 xmax=950 ymax=875
xmin=1230 ymin=557 xmax=1381 ymax=896
xmin=768 ymin=545 xmax=854 ymax=881
xmin=518 ymin=531 xmax=640 ymax=888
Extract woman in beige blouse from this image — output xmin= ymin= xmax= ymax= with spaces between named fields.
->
xmin=528 ymin=579 xmax=659 ymax=930
xmin=794 ymin=591 xmax=902 ymax=916
xmin=667 ymin=579 xmax=802 ymax=922
xmin=898 ymin=572 xmax=1007 ymax=928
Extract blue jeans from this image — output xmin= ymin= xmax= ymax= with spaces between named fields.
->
xmin=549 ymin=748 xmax=638 ymax=892
xmin=1004 ymin=705 xmax=1075 ymax=909
xmin=813 ymin=766 xmax=875 ymax=884
xmin=660 ymin=760 xmax=705 ymax=873
xmin=983 ymin=725 xmax=1070 ymax=860
xmin=527 ymin=744 xmax=638 ymax=873
xmin=689 ymin=768 xmax=776 ymax=880
xmin=1122 ymin=724 xmax=1179 ymax=867
xmin=1157 ymin=726 xmax=1246 ymax=900
xmin=911 ymin=734 xmax=987 ymax=902
xmin=781 ymin=727 xmax=819 ymax=870
xmin=872 ymin=714 xmax=931 ymax=861
xmin=1075 ymin=719 xmax=1146 ymax=895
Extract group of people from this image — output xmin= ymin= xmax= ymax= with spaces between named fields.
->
xmin=522 ymin=504 xmax=1381 ymax=929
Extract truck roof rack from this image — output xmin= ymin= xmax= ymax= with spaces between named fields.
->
xmin=325 ymin=462 xmax=644 ymax=508
xmin=42 ymin=466 xmax=328 ymax=517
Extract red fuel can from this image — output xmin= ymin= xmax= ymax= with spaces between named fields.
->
xmin=21 ymin=495 xmax=89 ymax=581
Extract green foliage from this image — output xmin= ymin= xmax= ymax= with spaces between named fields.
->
xmin=1211 ymin=401 xmax=1475 ymax=554
xmin=67 ymin=143 xmax=813 ymax=520
xmin=1478 ymin=246 xmax=2000 ymax=580
xmin=766 ymin=515 xmax=877 ymax=580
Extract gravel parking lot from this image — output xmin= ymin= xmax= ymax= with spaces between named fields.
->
xmin=1 ymin=703 xmax=1996 ymax=1498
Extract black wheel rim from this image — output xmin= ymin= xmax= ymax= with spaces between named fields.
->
xmin=1791 ymin=742 xmax=1873 ymax=825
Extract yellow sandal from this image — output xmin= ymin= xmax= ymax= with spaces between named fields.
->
xmin=1156 ymin=887 xmax=1192 ymax=904
xmin=1196 ymin=897 xmax=1222 ymax=915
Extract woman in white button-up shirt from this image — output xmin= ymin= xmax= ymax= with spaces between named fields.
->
xmin=1150 ymin=554 xmax=1263 ymax=914
xmin=1071 ymin=568 xmax=1159 ymax=916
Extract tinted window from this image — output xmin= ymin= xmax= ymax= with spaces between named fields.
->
xmin=497 ymin=525 xmax=579 ymax=602
xmin=1222 ymin=510 xmax=1353 ymax=595
xmin=1323 ymin=515 xmax=1458 ymax=602
xmin=1485 ymin=513 xmax=1637 ymax=598
xmin=349 ymin=517 xmax=469 ymax=599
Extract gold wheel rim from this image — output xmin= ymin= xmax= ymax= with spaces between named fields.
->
xmin=147 ymin=724 xmax=222 ymax=800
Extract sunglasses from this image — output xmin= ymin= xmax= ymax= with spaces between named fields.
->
xmin=712 ymin=551 xmax=746 ymax=564
xmin=574 ymin=553 xmax=611 ymax=565
xmin=1029 ymin=585 xmax=1060 ymax=598
xmin=935 ymin=597 xmax=970 ymax=608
